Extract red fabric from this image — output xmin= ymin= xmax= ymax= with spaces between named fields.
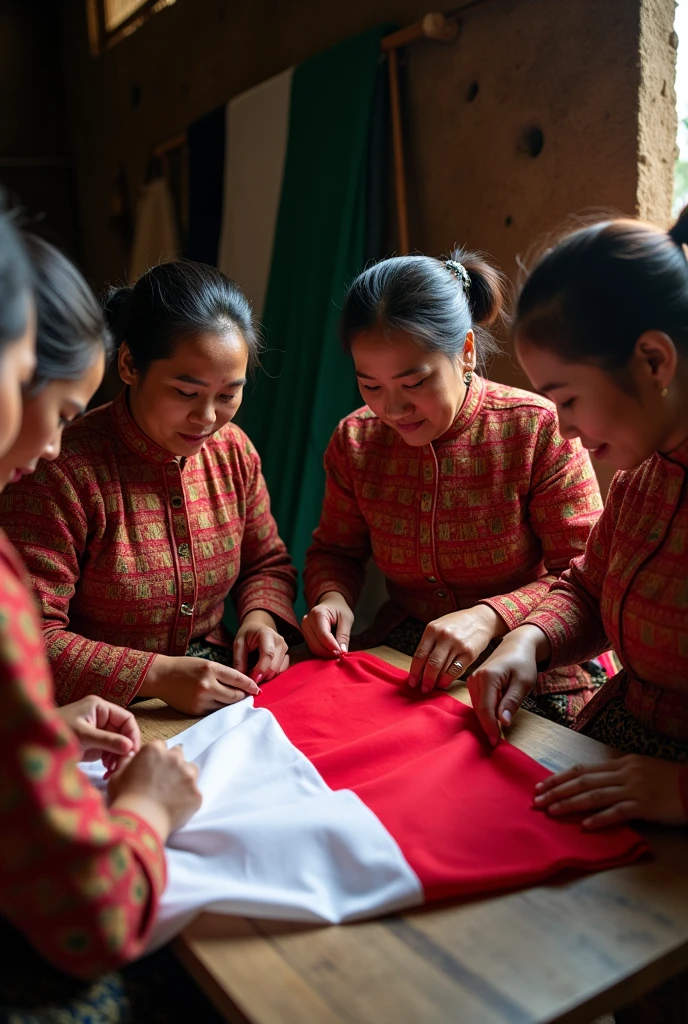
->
xmin=255 ymin=652 xmax=648 ymax=903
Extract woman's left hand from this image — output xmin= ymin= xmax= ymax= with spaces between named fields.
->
xmin=533 ymin=754 xmax=687 ymax=830
xmin=234 ymin=610 xmax=289 ymax=684
xmin=57 ymin=695 xmax=141 ymax=778
xmin=409 ymin=605 xmax=507 ymax=694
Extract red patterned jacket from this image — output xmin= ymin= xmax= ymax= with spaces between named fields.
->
xmin=304 ymin=376 xmax=603 ymax=692
xmin=0 ymin=390 xmax=299 ymax=706
xmin=0 ymin=530 xmax=165 ymax=978
xmin=527 ymin=439 xmax=688 ymax=738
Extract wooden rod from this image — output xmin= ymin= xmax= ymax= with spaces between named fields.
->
xmin=382 ymin=12 xmax=459 ymax=52
xmin=151 ymin=132 xmax=186 ymax=159
xmin=388 ymin=47 xmax=410 ymax=255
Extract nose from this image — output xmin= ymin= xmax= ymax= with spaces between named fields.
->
xmin=189 ymin=397 xmax=216 ymax=429
xmin=41 ymin=430 xmax=63 ymax=463
xmin=385 ymin=394 xmax=414 ymax=420
xmin=557 ymin=414 xmax=579 ymax=442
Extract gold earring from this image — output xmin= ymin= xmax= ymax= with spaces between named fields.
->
xmin=661 ymin=387 xmax=668 ymax=398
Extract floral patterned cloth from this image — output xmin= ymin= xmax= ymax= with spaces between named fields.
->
xmin=0 ymin=530 xmax=166 ymax=979
xmin=305 ymin=375 xmax=603 ymax=695
xmin=0 ymin=389 xmax=300 ymax=707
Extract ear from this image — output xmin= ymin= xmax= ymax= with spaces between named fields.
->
xmin=633 ymin=330 xmax=677 ymax=392
xmin=462 ymin=330 xmax=477 ymax=372
xmin=118 ymin=342 xmax=138 ymax=387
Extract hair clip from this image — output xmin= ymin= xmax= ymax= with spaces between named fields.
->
xmin=445 ymin=259 xmax=471 ymax=294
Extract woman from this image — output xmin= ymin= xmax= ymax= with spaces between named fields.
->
xmin=302 ymin=250 xmax=605 ymax=725
xmin=1 ymin=260 xmax=300 ymax=715
xmin=468 ymin=210 xmax=688 ymax=830
xmin=0 ymin=223 xmax=201 ymax=1010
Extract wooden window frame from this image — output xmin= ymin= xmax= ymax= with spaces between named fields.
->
xmin=87 ymin=0 xmax=176 ymax=55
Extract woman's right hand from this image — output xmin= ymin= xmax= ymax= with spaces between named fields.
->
xmin=466 ymin=625 xmax=550 ymax=746
xmin=140 ymin=655 xmax=260 ymax=715
xmin=301 ymin=591 xmax=355 ymax=658
xmin=108 ymin=740 xmax=202 ymax=841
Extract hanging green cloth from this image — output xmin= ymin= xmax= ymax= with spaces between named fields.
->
xmin=238 ymin=25 xmax=391 ymax=613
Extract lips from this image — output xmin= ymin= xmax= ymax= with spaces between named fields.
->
xmin=178 ymin=432 xmax=211 ymax=444
xmin=395 ymin=420 xmax=426 ymax=434
xmin=8 ymin=468 xmax=32 ymax=484
xmin=586 ymin=443 xmax=609 ymax=459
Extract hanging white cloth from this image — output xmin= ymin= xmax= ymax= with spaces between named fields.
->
xmin=130 ymin=177 xmax=180 ymax=281
xmin=217 ymin=68 xmax=294 ymax=315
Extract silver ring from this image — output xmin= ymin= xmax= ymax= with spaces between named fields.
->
xmin=451 ymin=659 xmax=463 ymax=672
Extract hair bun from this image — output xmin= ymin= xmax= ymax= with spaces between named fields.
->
xmin=102 ymin=285 xmax=133 ymax=343
xmin=668 ymin=204 xmax=688 ymax=250
xmin=448 ymin=247 xmax=508 ymax=328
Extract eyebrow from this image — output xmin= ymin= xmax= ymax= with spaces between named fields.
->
xmin=173 ymin=374 xmax=248 ymax=387
xmin=355 ymin=366 xmax=429 ymax=380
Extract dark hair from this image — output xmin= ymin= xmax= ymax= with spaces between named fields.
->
xmin=514 ymin=207 xmax=688 ymax=370
xmin=103 ymin=261 xmax=261 ymax=376
xmin=22 ymin=233 xmax=112 ymax=393
xmin=0 ymin=206 xmax=32 ymax=354
xmin=339 ymin=248 xmax=508 ymax=371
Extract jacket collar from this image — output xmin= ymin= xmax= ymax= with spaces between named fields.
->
xmin=432 ymin=372 xmax=486 ymax=446
xmin=111 ymin=388 xmax=178 ymax=464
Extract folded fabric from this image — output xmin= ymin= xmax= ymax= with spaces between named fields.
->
xmin=82 ymin=653 xmax=648 ymax=950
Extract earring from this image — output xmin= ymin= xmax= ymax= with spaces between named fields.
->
xmin=661 ymin=387 xmax=668 ymax=398
xmin=464 ymin=370 xmax=473 ymax=387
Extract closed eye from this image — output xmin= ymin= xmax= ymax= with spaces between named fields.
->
xmin=561 ymin=397 xmax=575 ymax=410
xmin=403 ymin=379 xmax=426 ymax=390
xmin=362 ymin=385 xmax=381 ymax=393
xmin=219 ymin=392 xmax=240 ymax=402
xmin=175 ymin=388 xmax=197 ymax=399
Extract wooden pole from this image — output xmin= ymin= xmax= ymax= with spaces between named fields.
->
xmin=385 ymin=13 xmax=459 ymax=255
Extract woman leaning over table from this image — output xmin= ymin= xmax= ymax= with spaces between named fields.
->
xmin=1 ymin=260 xmax=300 ymax=716
xmin=302 ymin=248 xmax=607 ymax=726
xmin=0 ymin=224 xmax=203 ymax=1018
xmin=468 ymin=208 xmax=688 ymax=830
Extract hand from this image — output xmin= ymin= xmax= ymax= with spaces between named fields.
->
xmin=409 ymin=605 xmax=508 ymax=695
xmin=140 ymin=655 xmax=260 ymax=715
xmin=57 ymin=695 xmax=140 ymax=778
xmin=108 ymin=740 xmax=202 ymax=841
xmin=466 ymin=624 xmax=548 ymax=746
xmin=533 ymin=755 xmax=687 ymax=830
xmin=301 ymin=591 xmax=354 ymax=658
xmin=233 ymin=610 xmax=289 ymax=683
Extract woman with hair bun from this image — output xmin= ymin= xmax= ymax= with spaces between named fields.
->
xmin=1 ymin=260 xmax=300 ymax=716
xmin=468 ymin=210 xmax=688 ymax=828
xmin=302 ymin=248 xmax=605 ymax=724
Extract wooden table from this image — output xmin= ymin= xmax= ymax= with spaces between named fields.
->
xmin=132 ymin=647 xmax=688 ymax=1024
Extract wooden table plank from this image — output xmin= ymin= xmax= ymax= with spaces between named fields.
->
xmin=131 ymin=646 xmax=688 ymax=1023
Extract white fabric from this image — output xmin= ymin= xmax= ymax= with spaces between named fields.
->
xmin=217 ymin=68 xmax=294 ymax=315
xmin=82 ymin=699 xmax=422 ymax=950
xmin=129 ymin=177 xmax=180 ymax=282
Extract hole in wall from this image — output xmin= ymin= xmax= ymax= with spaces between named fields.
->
xmin=505 ymin=215 xmax=513 ymax=226
xmin=517 ymin=125 xmax=544 ymax=158
xmin=130 ymin=83 xmax=142 ymax=109
xmin=465 ymin=81 xmax=479 ymax=102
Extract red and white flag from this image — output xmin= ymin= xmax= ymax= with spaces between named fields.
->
xmin=85 ymin=653 xmax=648 ymax=949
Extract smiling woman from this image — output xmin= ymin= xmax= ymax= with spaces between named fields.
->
xmin=302 ymin=248 xmax=608 ymax=727
xmin=0 ymin=260 xmax=300 ymax=716
xmin=468 ymin=209 xmax=688 ymax=830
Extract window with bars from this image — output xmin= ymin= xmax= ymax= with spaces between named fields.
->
xmin=87 ymin=0 xmax=176 ymax=53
